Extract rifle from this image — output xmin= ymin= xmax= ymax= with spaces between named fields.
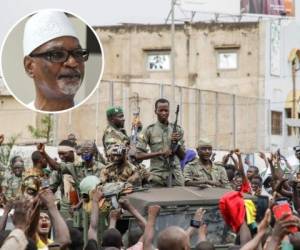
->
xmin=130 ymin=108 xmax=141 ymax=146
xmin=168 ymin=105 xmax=180 ymax=188
xmin=93 ymin=140 xmax=106 ymax=164
xmin=128 ymin=108 xmax=141 ymax=164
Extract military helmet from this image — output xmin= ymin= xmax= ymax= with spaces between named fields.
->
xmin=107 ymin=144 xmax=127 ymax=157
xmin=79 ymin=175 xmax=100 ymax=195
xmin=22 ymin=176 xmax=40 ymax=192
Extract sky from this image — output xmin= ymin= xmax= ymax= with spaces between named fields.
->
xmin=0 ymin=0 xmax=172 ymax=46
xmin=0 ymin=0 xmax=299 ymax=48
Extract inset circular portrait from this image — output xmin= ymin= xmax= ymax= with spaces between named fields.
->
xmin=0 ymin=9 xmax=104 ymax=113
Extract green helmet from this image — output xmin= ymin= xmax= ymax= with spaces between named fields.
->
xmin=79 ymin=176 xmax=100 ymax=195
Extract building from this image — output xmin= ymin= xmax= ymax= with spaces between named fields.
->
xmin=264 ymin=19 xmax=300 ymax=154
xmin=1 ymin=21 xmax=270 ymax=152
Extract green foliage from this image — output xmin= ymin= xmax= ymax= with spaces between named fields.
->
xmin=0 ymin=134 xmax=20 ymax=166
xmin=27 ymin=114 xmax=53 ymax=143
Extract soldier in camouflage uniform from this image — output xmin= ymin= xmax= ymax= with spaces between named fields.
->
xmin=77 ymin=140 xmax=105 ymax=182
xmin=100 ymin=144 xmax=142 ymax=186
xmin=102 ymin=106 xmax=130 ymax=156
xmin=184 ymin=139 xmax=230 ymax=188
xmin=2 ymin=156 xmax=25 ymax=200
xmin=38 ymin=140 xmax=82 ymax=220
xmin=135 ymin=98 xmax=185 ymax=187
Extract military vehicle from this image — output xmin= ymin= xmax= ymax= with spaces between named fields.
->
xmin=125 ymin=186 xmax=236 ymax=250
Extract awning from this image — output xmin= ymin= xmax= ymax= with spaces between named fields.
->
xmin=286 ymin=118 xmax=300 ymax=127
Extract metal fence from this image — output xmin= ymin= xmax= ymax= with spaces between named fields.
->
xmin=53 ymin=80 xmax=270 ymax=152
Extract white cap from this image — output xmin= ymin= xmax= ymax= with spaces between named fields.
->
xmin=23 ymin=10 xmax=78 ymax=56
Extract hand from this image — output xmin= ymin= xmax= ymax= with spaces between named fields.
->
xmin=257 ymin=209 xmax=271 ymax=234
xmin=109 ymin=209 xmax=121 ymax=220
xmin=37 ymin=143 xmax=46 ymax=154
xmin=148 ymin=205 xmax=160 ymax=217
xmin=171 ymin=132 xmax=181 ymax=143
xmin=162 ymin=149 xmax=172 ymax=157
xmin=0 ymin=134 xmax=4 ymax=145
xmin=3 ymin=200 xmax=13 ymax=214
xmin=92 ymin=188 xmax=103 ymax=203
xmin=39 ymin=188 xmax=56 ymax=208
xmin=234 ymin=149 xmax=241 ymax=157
xmin=127 ymin=172 xmax=140 ymax=184
xmin=271 ymin=213 xmax=299 ymax=242
xmin=259 ymin=152 xmax=266 ymax=160
xmin=193 ymin=208 xmax=206 ymax=221
xmin=119 ymin=198 xmax=131 ymax=210
xmin=12 ymin=199 xmax=32 ymax=231
xmin=206 ymin=180 xmax=222 ymax=187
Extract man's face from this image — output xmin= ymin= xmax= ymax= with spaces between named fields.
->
xmin=110 ymin=153 xmax=126 ymax=165
xmin=155 ymin=102 xmax=169 ymax=123
xmin=13 ymin=160 xmax=24 ymax=177
xmin=197 ymin=146 xmax=212 ymax=161
xmin=233 ymin=176 xmax=243 ymax=191
xmin=81 ymin=143 xmax=94 ymax=162
xmin=110 ymin=113 xmax=125 ymax=128
xmin=40 ymin=156 xmax=48 ymax=169
xmin=25 ymin=36 xmax=85 ymax=100
xmin=247 ymin=167 xmax=256 ymax=179
xmin=251 ymin=178 xmax=262 ymax=195
xmin=68 ymin=134 xmax=77 ymax=145
xmin=58 ymin=150 xmax=74 ymax=163
xmin=38 ymin=212 xmax=51 ymax=235
xmin=296 ymin=151 xmax=300 ymax=160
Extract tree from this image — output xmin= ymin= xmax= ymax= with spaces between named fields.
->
xmin=28 ymin=114 xmax=53 ymax=144
xmin=0 ymin=134 xmax=20 ymax=166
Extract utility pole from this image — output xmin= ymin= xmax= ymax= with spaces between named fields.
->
xmin=171 ymin=0 xmax=176 ymax=113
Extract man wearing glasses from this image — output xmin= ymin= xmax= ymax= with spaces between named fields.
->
xmin=23 ymin=10 xmax=89 ymax=112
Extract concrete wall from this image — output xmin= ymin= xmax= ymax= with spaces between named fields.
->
xmin=96 ymin=22 xmax=264 ymax=98
xmin=0 ymin=95 xmax=37 ymax=142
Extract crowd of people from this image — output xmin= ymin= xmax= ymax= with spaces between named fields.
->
xmin=0 ymin=98 xmax=299 ymax=250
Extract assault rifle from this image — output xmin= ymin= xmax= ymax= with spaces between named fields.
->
xmin=168 ymin=105 xmax=180 ymax=188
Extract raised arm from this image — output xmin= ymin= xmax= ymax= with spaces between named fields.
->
xmin=40 ymin=189 xmax=71 ymax=249
xmin=87 ymin=188 xmax=103 ymax=242
xmin=119 ymin=198 xmax=146 ymax=230
xmin=143 ymin=205 xmax=160 ymax=250
xmin=37 ymin=143 xmax=60 ymax=170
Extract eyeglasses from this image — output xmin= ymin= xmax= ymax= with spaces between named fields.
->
xmin=30 ymin=48 xmax=89 ymax=63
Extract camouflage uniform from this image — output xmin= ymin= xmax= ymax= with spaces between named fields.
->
xmin=50 ymin=162 xmax=82 ymax=220
xmin=77 ymin=160 xmax=105 ymax=183
xmin=100 ymin=161 xmax=140 ymax=185
xmin=0 ymin=165 xmax=6 ymax=190
xmin=2 ymin=174 xmax=23 ymax=200
xmin=136 ymin=121 xmax=185 ymax=186
xmin=102 ymin=125 xmax=130 ymax=155
xmin=184 ymin=158 xmax=230 ymax=188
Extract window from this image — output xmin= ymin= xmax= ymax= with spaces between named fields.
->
xmin=146 ymin=52 xmax=170 ymax=71
xmin=217 ymin=51 xmax=238 ymax=70
xmin=271 ymin=111 xmax=282 ymax=135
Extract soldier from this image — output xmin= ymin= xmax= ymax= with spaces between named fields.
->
xmin=135 ymin=98 xmax=185 ymax=187
xmin=77 ymin=140 xmax=105 ymax=181
xmin=100 ymin=144 xmax=142 ymax=186
xmin=24 ymin=151 xmax=48 ymax=179
xmin=102 ymin=106 xmax=130 ymax=156
xmin=38 ymin=140 xmax=81 ymax=219
xmin=184 ymin=139 xmax=230 ymax=188
xmin=2 ymin=156 xmax=25 ymax=200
